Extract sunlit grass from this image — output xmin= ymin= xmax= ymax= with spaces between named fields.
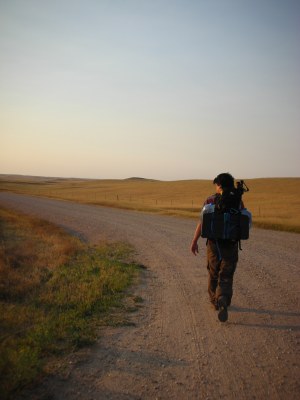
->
xmin=0 ymin=175 xmax=299 ymax=232
xmin=0 ymin=207 xmax=142 ymax=399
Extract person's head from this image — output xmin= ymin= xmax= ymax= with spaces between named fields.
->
xmin=213 ymin=173 xmax=235 ymax=192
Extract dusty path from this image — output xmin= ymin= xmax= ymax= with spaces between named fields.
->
xmin=0 ymin=192 xmax=299 ymax=400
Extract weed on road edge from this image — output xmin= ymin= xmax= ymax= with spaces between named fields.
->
xmin=0 ymin=207 xmax=142 ymax=399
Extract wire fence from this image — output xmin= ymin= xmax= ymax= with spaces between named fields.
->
xmin=32 ymin=190 xmax=202 ymax=208
xmin=28 ymin=189 xmax=265 ymax=216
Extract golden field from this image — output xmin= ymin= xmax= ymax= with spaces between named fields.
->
xmin=0 ymin=175 xmax=299 ymax=233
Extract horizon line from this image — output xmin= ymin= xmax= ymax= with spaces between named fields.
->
xmin=0 ymin=173 xmax=299 ymax=182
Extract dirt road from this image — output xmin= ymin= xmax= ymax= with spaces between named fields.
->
xmin=0 ymin=193 xmax=299 ymax=400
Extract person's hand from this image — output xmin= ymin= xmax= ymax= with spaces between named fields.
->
xmin=190 ymin=240 xmax=199 ymax=256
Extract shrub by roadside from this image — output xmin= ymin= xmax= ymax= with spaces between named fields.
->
xmin=0 ymin=207 xmax=142 ymax=399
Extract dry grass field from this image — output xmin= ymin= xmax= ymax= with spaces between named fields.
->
xmin=0 ymin=175 xmax=299 ymax=233
xmin=0 ymin=206 xmax=141 ymax=399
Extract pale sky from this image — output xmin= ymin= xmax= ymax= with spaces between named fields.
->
xmin=1 ymin=0 xmax=299 ymax=180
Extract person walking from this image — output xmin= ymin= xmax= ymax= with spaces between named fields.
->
xmin=190 ymin=173 xmax=244 ymax=322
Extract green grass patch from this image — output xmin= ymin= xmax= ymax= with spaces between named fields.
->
xmin=0 ymin=207 xmax=142 ymax=399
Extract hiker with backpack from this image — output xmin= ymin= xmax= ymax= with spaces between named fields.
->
xmin=190 ymin=173 xmax=251 ymax=322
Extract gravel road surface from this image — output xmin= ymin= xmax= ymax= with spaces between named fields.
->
xmin=0 ymin=193 xmax=299 ymax=400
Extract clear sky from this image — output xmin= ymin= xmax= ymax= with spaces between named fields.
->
xmin=1 ymin=0 xmax=299 ymax=180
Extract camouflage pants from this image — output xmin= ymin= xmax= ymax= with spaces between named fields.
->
xmin=206 ymin=239 xmax=238 ymax=306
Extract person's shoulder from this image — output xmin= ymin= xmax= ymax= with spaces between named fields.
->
xmin=204 ymin=194 xmax=217 ymax=205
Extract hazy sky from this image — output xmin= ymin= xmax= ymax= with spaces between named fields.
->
xmin=1 ymin=0 xmax=299 ymax=180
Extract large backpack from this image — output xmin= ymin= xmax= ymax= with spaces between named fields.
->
xmin=201 ymin=183 xmax=252 ymax=241
xmin=214 ymin=187 xmax=242 ymax=214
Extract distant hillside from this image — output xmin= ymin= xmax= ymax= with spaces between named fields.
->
xmin=125 ymin=177 xmax=158 ymax=181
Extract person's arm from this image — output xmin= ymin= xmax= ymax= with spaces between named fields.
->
xmin=190 ymin=222 xmax=202 ymax=255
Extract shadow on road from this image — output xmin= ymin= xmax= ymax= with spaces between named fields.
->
xmin=228 ymin=306 xmax=300 ymax=331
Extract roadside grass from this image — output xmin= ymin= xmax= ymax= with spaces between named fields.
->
xmin=0 ymin=176 xmax=299 ymax=233
xmin=0 ymin=207 xmax=142 ymax=400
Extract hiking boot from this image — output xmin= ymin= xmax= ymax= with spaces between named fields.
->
xmin=218 ymin=297 xmax=228 ymax=322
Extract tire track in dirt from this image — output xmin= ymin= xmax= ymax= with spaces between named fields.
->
xmin=0 ymin=193 xmax=299 ymax=400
